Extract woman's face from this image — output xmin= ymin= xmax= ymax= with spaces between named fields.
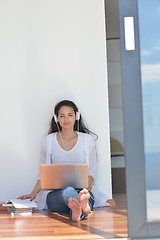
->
xmin=57 ymin=106 xmax=76 ymax=130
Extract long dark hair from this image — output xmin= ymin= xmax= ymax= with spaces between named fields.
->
xmin=48 ymin=100 xmax=98 ymax=139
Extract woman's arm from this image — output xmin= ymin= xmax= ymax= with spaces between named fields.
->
xmin=88 ymin=175 xmax=94 ymax=191
xmin=18 ymin=180 xmax=41 ymax=201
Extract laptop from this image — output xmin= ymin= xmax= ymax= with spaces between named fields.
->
xmin=40 ymin=164 xmax=88 ymax=190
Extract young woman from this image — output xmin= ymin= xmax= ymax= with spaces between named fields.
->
xmin=18 ymin=100 xmax=115 ymax=221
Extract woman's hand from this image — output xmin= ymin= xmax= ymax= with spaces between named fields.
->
xmin=17 ymin=192 xmax=36 ymax=201
xmin=17 ymin=180 xmax=41 ymax=201
xmin=87 ymin=185 xmax=92 ymax=191
xmin=88 ymin=175 xmax=94 ymax=191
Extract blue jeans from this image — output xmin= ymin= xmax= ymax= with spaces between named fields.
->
xmin=46 ymin=186 xmax=94 ymax=219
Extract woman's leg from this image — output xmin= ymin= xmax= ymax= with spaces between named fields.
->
xmin=46 ymin=187 xmax=94 ymax=221
xmin=62 ymin=186 xmax=83 ymax=221
xmin=88 ymin=191 xmax=95 ymax=210
xmin=68 ymin=198 xmax=82 ymax=221
xmin=68 ymin=188 xmax=95 ymax=221
xmin=78 ymin=188 xmax=95 ymax=219
xmin=46 ymin=186 xmax=79 ymax=212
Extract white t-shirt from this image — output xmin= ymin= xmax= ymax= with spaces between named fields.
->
xmin=37 ymin=132 xmax=109 ymax=210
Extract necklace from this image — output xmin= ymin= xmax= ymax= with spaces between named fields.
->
xmin=61 ymin=134 xmax=77 ymax=141
xmin=57 ymin=132 xmax=78 ymax=151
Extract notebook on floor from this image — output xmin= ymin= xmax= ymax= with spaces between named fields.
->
xmin=40 ymin=163 xmax=88 ymax=190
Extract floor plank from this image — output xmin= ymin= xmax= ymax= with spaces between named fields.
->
xmin=0 ymin=194 xmax=128 ymax=240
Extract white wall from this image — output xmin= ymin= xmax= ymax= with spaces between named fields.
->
xmin=0 ymin=0 xmax=112 ymax=201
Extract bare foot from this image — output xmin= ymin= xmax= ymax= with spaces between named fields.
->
xmin=107 ymin=198 xmax=116 ymax=209
xmin=68 ymin=198 xmax=82 ymax=221
xmin=78 ymin=188 xmax=91 ymax=214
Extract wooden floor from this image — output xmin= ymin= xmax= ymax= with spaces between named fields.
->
xmin=0 ymin=194 xmax=128 ymax=240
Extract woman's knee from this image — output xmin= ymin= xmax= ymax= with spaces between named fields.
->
xmin=62 ymin=186 xmax=78 ymax=204
xmin=46 ymin=190 xmax=69 ymax=212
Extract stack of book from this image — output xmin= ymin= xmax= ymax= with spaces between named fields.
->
xmin=2 ymin=199 xmax=38 ymax=216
